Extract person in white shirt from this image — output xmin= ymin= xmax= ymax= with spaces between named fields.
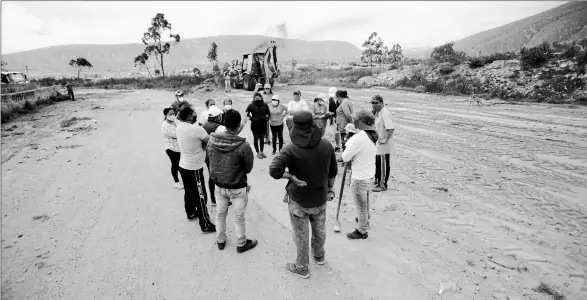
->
xmin=341 ymin=108 xmax=378 ymax=240
xmin=287 ymin=90 xmax=309 ymax=116
xmin=176 ymin=105 xmax=216 ymax=233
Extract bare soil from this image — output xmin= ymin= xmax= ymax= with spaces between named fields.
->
xmin=2 ymin=86 xmax=586 ymax=300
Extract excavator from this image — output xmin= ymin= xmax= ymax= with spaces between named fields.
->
xmin=230 ymin=41 xmax=280 ymax=91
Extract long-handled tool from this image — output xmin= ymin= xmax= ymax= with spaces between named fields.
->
xmin=333 ymin=162 xmax=349 ymax=232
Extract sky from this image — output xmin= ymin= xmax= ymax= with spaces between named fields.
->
xmin=1 ymin=1 xmax=567 ymax=54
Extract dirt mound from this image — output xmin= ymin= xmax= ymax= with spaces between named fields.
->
xmin=356 ymin=76 xmax=379 ymax=87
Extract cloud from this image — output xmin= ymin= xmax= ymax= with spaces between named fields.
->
xmin=265 ymin=22 xmax=288 ymax=39
xmin=1 ymin=1 xmax=568 ymax=54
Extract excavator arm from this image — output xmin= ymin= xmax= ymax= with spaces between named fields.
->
xmin=263 ymin=41 xmax=280 ymax=79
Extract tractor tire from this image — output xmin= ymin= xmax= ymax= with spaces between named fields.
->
xmin=231 ymin=79 xmax=239 ymax=89
xmin=243 ymin=75 xmax=256 ymax=91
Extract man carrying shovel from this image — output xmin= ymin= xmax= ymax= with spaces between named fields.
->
xmin=341 ymin=108 xmax=378 ymax=240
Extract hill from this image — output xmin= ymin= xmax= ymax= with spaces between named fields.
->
xmin=453 ymin=1 xmax=587 ymax=56
xmin=1 ymin=35 xmax=361 ymax=75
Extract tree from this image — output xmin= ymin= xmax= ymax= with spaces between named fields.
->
xmin=193 ymin=67 xmax=201 ymax=78
xmin=389 ymin=43 xmax=404 ymax=64
xmin=207 ymin=42 xmax=218 ymax=66
xmin=222 ymin=62 xmax=230 ymax=73
xmin=133 ymin=52 xmax=153 ymax=78
xmin=141 ymin=13 xmax=180 ymax=77
xmin=362 ymin=32 xmax=383 ymax=68
xmin=430 ymin=42 xmax=459 ymax=64
xmin=69 ymin=57 xmax=93 ymax=78
xmin=291 ymin=59 xmax=298 ymax=76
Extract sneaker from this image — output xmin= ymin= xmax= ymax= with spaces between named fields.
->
xmin=257 ymin=153 xmax=263 ymax=159
xmin=261 ymin=152 xmax=267 ymax=158
xmin=236 ymin=239 xmax=258 ymax=253
xmin=286 ymin=263 xmax=310 ymax=279
xmin=372 ymin=185 xmax=385 ymax=192
xmin=202 ymin=226 xmax=216 ymax=234
xmin=314 ymin=256 xmax=325 ymax=265
xmin=187 ymin=214 xmax=197 ymax=221
xmin=217 ymin=241 xmax=226 ymax=250
xmin=228 ymin=201 xmax=233 ymax=207
xmin=272 ymin=150 xmax=276 ymax=155
xmin=334 ymin=147 xmax=341 ymax=152
xmin=210 ymin=202 xmax=217 ymax=207
xmin=347 ymin=229 xmax=368 ymax=240
xmin=174 ymin=182 xmax=184 ymax=189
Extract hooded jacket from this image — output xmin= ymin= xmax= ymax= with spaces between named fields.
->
xmin=207 ymin=131 xmax=254 ymax=189
xmin=269 ymin=116 xmax=338 ymax=208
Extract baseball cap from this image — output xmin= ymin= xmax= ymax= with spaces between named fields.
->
xmin=293 ymin=89 xmax=301 ymax=95
xmin=272 ymin=95 xmax=280 ymax=101
xmin=352 ymin=108 xmax=376 ymax=130
xmin=372 ymin=95 xmax=384 ymax=103
xmin=207 ymin=105 xmax=224 ymax=117
xmin=264 ymin=83 xmax=271 ymax=89
xmin=175 ymin=90 xmax=184 ymax=97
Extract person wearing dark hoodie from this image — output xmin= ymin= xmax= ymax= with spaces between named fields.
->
xmin=201 ymin=105 xmax=227 ymax=207
xmin=341 ymin=108 xmax=379 ymax=240
xmin=269 ymin=110 xmax=338 ymax=279
xmin=246 ymin=92 xmax=270 ymax=159
xmin=207 ymin=109 xmax=258 ymax=253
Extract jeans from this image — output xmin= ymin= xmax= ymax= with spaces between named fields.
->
xmin=178 ymin=167 xmax=215 ymax=230
xmin=215 ymin=187 xmax=248 ymax=247
xmin=351 ymin=178 xmax=372 ymax=234
xmin=375 ymin=154 xmax=391 ymax=188
xmin=67 ymin=89 xmax=75 ymax=101
xmin=288 ymin=199 xmax=327 ymax=271
xmin=165 ymin=149 xmax=180 ymax=183
xmin=270 ymin=124 xmax=284 ymax=151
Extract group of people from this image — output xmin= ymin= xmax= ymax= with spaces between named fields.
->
xmin=161 ymin=85 xmax=395 ymax=279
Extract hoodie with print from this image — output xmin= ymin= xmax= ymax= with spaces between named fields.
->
xmin=207 ymin=131 xmax=254 ymax=189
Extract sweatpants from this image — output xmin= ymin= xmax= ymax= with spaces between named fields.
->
xmin=252 ymin=132 xmax=265 ymax=153
xmin=270 ymin=124 xmax=284 ymax=151
xmin=165 ymin=149 xmax=181 ymax=183
xmin=375 ymin=154 xmax=391 ymax=188
xmin=178 ymin=167 xmax=215 ymax=231
xmin=205 ymin=159 xmax=216 ymax=203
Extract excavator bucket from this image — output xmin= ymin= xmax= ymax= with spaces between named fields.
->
xmin=263 ymin=41 xmax=280 ymax=79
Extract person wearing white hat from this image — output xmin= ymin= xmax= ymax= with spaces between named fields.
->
xmin=198 ymin=99 xmax=216 ymax=126
xmin=312 ymin=93 xmax=330 ymax=138
xmin=268 ymin=94 xmax=287 ymax=154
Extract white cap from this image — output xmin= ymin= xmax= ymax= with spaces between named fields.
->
xmin=317 ymin=93 xmax=326 ymax=100
xmin=272 ymin=95 xmax=280 ymax=101
xmin=175 ymin=90 xmax=184 ymax=96
xmin=207 ymin=105 xmax=224 ymax=117
xmin=328 ymin=87 xmax=337 ymax=98
xmin=264 ymin=83 xmax=271 ymax=89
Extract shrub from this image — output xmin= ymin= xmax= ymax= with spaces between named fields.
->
xmin=414 ymin=85 xmax=426 ymax=93
xmin=520 ymin=42 xmax=553 ymax=68
xmin=438 ymin=63 xmax=455 ymax=75
xmin=469 ymin=57 xmax=485 ymax=68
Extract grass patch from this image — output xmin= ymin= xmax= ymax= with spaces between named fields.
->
xmin=60 ymin=116 xmax=91 ymax=128
xmin=534 ymin=282 xmax=565 ymax=300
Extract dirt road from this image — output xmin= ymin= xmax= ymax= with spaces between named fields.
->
xmin=2 ymin=85 xmax=586 ymax=300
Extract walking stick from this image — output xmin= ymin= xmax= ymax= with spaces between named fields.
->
xmin=333 ymin=162 xmax=349 ymax=232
